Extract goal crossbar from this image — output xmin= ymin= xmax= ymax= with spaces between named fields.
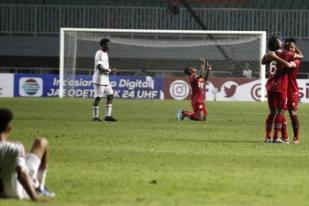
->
xmin=59 ymin=28 xmax=266 ymax=101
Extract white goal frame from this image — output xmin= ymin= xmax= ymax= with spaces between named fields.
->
xmin=59 ymin=28 xmax=267 ymax=101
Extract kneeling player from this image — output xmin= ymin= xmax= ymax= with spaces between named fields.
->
xmin=176 ymin=59 xmax=211 ymax=121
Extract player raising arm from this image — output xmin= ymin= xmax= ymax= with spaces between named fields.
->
xmin=176 ymin=58 xmax=211 ymax=121
xmin=0 ymin=108 xmax=55 ymax=201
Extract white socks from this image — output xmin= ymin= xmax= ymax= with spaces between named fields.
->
xmin=37 ymin=169 xmax=47 ymax=190
xmin=93 ymin=104 xmax=112 ymax=118
xmin=105 ymin=104 xmax=112 ymax=117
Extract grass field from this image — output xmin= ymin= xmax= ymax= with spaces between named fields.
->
xmin=1 ymin=98 xmax=309 ymax=206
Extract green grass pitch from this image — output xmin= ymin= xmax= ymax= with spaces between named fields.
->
xmin=1 ymin=98 xmax=309 ymax=206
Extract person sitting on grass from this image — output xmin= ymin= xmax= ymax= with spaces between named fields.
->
xmin=0 ymin=108 xmax=55 ymax=201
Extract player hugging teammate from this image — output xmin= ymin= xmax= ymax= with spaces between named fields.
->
xmin=262 ymin=37 xmax=303 ymax=144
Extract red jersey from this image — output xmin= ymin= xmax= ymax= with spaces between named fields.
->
xmin=266 ymin=50 xmax=295 ymax=93
xmin=189 ymin=74 xmax=206 ymax=103
xmin=287 ymin=58 xmax=301 ymax=93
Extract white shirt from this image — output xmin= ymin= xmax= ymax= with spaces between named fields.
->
xmin=243 ymin=69 xmax=253 ymax=79
xmin=0 ymin=141 xmax=28 ymax=199
xmin=92 ymin=50 xmax=111 ymax=85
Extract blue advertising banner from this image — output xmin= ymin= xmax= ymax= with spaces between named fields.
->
xmin=14 ymin=74 xmax=56 ymax=97
xmin=14 ymin=74 xmax=164 ymax=99
xmin=111 ymin=76 xmax=163 ymax=99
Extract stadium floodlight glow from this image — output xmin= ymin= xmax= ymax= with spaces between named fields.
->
xmin=59 ymin=28 xmax=266 ymax=101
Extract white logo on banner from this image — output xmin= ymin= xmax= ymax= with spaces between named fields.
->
xmin=19 ymin=77 xmax=43 ymax=97
xmin=169 ymin=80 xmax=190 ymax=100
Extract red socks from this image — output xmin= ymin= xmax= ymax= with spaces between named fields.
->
xmin=265 ymin=113 xmax=275 ymax=139
xmin=266 ymin=113 xmax=293 ymax=141
xmin=182 ymin=111 xmax=194 ymax=119
xmin=290 ymin=114 xmax=299 ymax=139
xmin=273 ymin=114 xmax=283 ymax=140
xmin=182 ymin=111 xmax=199 ymax=121
xmin=281 ymin=115 xmax=288 ymax=140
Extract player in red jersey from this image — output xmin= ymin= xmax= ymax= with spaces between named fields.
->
xmin=176 ymin=59 xmax=211 ymax=121
xmin=284 ymin=38 xmax=303 ymax=144
xmin=262 ymin=36 xmax=298 ymax=143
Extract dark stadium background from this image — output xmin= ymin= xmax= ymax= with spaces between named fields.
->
xmin=0 ymin=0 xmax=308 ymax=77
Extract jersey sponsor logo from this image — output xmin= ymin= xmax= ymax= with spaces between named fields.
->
xmin=169 ymin=80 xmax=190 ymax=100
xmin=19 ymin=77 xmax=43 ymax=97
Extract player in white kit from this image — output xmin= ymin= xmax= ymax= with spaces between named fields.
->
xmin=0 ymin=108 xmax=55 ymax=201
xmin=92 ymin=38 xmax=118 ymax=122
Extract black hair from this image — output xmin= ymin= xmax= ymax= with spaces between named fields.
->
xmin=285 ymin=38 xmax=296 ymax=43
xmin=268 ymin=36 xmax=281 ymax=51
xmin=184 ymin=67 xmax=191 ymax=75
xmin=0 ymin=108 xmax=13 ymax=133
xmin=100 ymin=38 xmax=111 ymax=47
xmin=284 ymin=38 xmax=296 ymax=49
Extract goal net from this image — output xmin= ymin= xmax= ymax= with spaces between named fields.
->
xmin=59 ymin=29 xmax=266 ymax=101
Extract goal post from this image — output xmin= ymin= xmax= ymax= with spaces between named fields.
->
xmin=260 ymin=31 xmax=267 ymax=102
xmin=59 ymin=28 xmax=267 ymax=101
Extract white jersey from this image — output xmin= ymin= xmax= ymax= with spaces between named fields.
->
xmin=92 ymin=50 xmax=111 ymax=85
xmin=0 ymin=141 xmax=28 ymax=199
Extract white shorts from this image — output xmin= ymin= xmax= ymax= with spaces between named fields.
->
xmin=26 ymin=153 xmax=41 ymax=188
xmin=26 ymin=153 xmax=41 ymax=178
xmin=93 ymin=84 xmax=113 ymax=98
xmin=16 ymin=153 xmax=41 ymax=199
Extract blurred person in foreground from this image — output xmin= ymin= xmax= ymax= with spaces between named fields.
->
xmin=0 ymin=108 xmax=55 ymax=202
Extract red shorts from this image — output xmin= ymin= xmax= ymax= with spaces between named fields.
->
xmin=192 ymin=101 xmax=207 ymax=117
xmin=287 ymin=92 xmax=299 ymax=111
xmin=267 ymin=91 xmax=287 ymax=111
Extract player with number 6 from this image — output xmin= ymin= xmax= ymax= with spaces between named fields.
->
xmin=261 ymin=36 xmax=301 ymax=143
